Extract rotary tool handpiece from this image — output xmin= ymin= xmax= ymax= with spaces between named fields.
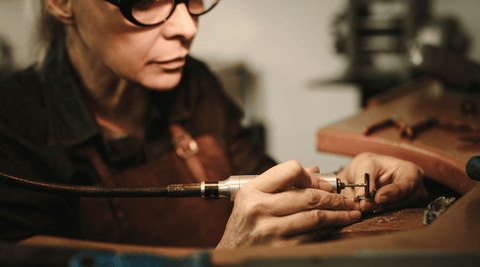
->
xmin=0 ymin=171 xmax=367 ymax=200
xmin=201 ymin=173 xmax=365 ymax=201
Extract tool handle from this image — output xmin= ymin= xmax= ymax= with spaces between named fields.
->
xmin=205 ymin=174 xmax=343 ymax=201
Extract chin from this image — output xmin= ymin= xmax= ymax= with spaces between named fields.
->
xmin=140 ymin=71 xmax=183 ymax=91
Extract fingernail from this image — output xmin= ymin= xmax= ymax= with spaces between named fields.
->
xmin=319 ymin=180 xmax=333 ymax=192
xmin=377 ymin=194 xmax=389 ymax=204
xmin=309 ymin=166 xmax=320 ymax=172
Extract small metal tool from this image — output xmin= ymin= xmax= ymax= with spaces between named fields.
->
xmin=372 ymin=203 xmax=391 ymax=214
xmin=354 ymin=173 xmax=376 ymax=200
xmin=317 ymin=173 xmax=367 ymax=194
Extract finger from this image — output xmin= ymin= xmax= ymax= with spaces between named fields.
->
xmin=359 ymin=198 xmax=381 ymax=212
xmin=305 ymin=166 xmax=320 ymax=173
xmin=247 ymin=161 xmax=320 ymax=193
xmin=374 ymin=175 xmax=422 ymax=205
xmin=340 ymin=187 xmax=358 ymax=209
xmin=375 ymin=184 xmax=428 ymax=212
xmin=298 ymin=167 xmax=333 ymax=191
xmin=307 ymin=174 xmax=333 ymax=192
xmin=361 ymin=183 xmax=428 ymax=213
xmin=267 ymin=189 xmax=355 ymax=216
xmin=279 ymin=209 xmax=361 ymax=237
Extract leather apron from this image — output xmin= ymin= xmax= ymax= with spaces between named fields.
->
xmin=78 ymin=126 xmax=234 ymax=247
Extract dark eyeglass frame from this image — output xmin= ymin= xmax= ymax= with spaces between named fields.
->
xmin=104 ymin=0 xmax=220 ymax=27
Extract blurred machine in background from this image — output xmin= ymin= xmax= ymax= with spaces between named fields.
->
xmin=207 ymin=60 xmax=268 ymax=154
xmin=331 ymin=0 xmax=474 ymax=105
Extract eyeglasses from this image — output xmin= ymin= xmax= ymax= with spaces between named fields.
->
xmin=104 ymin=0 xmax=220 ymax=27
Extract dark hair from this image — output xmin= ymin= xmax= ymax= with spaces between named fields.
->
xmin=36 ymin=2 xmax=66 ymax=61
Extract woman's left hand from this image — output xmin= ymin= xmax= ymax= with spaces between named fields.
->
xmin=338 ymin=152 xmax=428 ymax=212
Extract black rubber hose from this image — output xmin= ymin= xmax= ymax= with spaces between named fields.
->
xmin=0 ymin=172 xmax=171 ymax=197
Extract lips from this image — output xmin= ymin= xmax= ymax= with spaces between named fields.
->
xmin=150 ymin=56 xmax=187 ymax=70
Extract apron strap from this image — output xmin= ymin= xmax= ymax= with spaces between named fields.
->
xmin=81 ymin=146 xmax=116 ymax=187
xmin=169 ymin=124 xmax=209 ymax=182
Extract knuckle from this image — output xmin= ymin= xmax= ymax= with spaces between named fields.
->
xmin=405 ymin=161 xmax=420 ymax=173
xmin=285 ymin=160 xmax=304 ymax=176
xmin=330 ymin=195 xmax=345 ymax=208
xmin=408 ymin=180 xmax=417 ymax=191
xmin=310 ymin=209 xmax=327 ymax=227
xmin=354 ymin=155 xmax=375 ymax=170
xmin=396 ymin=159 xmax=423 ymax=178
xmin=412 ymin=165 xmax=424 ymax=180
xmin=338 ymin=212 xmax=352 ymax=225
xmin=343 ymin=212 xmax=353 ymax=224
xmin=319 ymin=193 xmax=337 ymax=208
xmin=244 ymin=200 xmax=266 ymax=217
xmin=303 ymin=189 xmax=322 ymax=207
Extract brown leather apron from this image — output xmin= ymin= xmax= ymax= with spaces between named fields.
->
xmin=78 ymin=126 xmax=233 ymax=247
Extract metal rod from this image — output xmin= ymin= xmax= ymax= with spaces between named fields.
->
xmin=344 ymin=183 xmax=367 ymax=187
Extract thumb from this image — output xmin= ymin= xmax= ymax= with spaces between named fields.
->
xmin=246 ymin=160 xmax=312 ymax=193
xmin=374 ymin=182 xmax=415 ymax=205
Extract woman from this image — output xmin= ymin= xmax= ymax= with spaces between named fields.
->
xmin=0 ymin=0 xmax=427 ymax=249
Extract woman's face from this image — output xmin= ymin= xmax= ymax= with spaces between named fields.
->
xmin=69 ymin=0 xmax=198 ymax=90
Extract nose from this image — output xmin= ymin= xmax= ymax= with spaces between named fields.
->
xmin=162 ymin=3 xmax=198 ymax=41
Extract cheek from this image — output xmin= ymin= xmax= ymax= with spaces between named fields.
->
xmin=103 ymin=35 xmax=152 ymax=77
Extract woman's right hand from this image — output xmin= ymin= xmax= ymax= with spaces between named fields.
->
xmin=216 ymin=160 xmax=361 ymax=249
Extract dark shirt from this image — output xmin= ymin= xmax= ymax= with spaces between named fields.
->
xmin=0 ymin=45 xmax=275 ymax=242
